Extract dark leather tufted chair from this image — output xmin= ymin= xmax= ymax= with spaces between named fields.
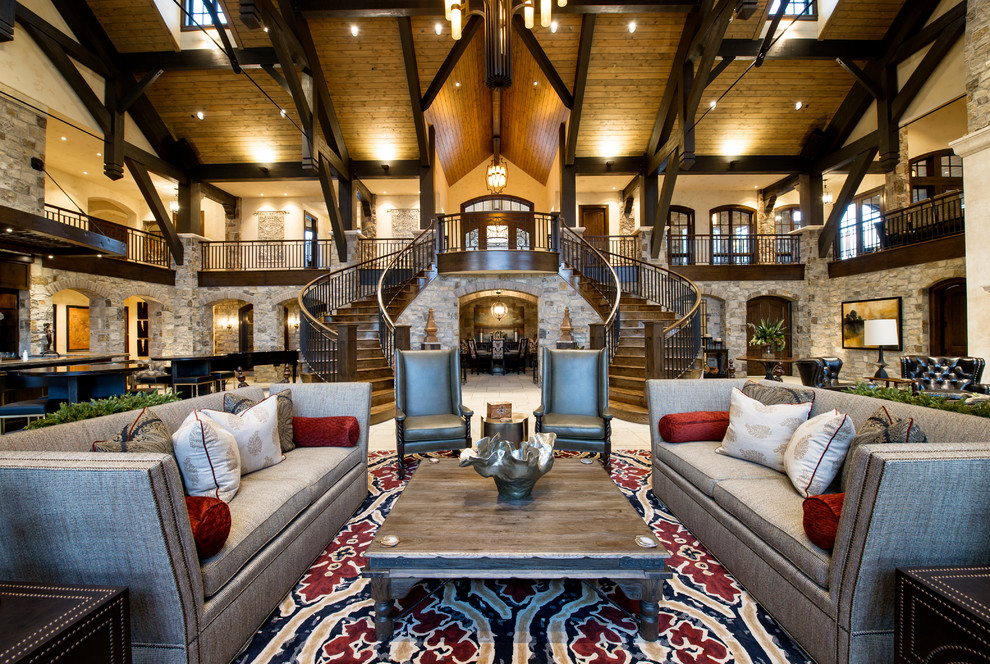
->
xmin=899 ymin=356 xmax=986 ymax=393
xmin=394 ymin=349 xmax=473 ymax=478
xmin=795 ymin=357 xmax=850 ymax=389
xmin=534 ymin=348 xmax=613 ymax=464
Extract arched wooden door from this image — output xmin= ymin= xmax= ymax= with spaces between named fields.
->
xmin=929 ymin=278 xmax=967 ymax=356
xmin=746 ymin=296 xmax=792 ymax=376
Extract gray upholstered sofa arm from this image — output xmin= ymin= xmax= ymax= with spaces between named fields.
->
xmin=0 ymin=451 xmax=202 ymax=654
xmin=830 ymin=442 xmax=990 ymax=646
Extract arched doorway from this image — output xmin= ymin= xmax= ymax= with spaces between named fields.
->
xmin=746 ymin=296 xmax=792 ymax=376
xmin=930 ymin=278 xmax=967 ymax=356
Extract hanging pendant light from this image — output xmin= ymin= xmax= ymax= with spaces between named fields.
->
xmin=486 ymin=157 xmax=507 ymax=193
xmin=491 ymin=290 xmax=508 ymax=320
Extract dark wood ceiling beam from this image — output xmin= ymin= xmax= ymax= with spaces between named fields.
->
xmin=261 ymin=63 xmax=292 ymax=96
xmin=118 ymin=69 xmax=164 ymax=112
xmin=890 ymin=16 xmax=964 ymax=122
xmin=190 ymin=162 xmax=319 ymax=180
xmin=762 ymin=173 xmax=800 ymax=199
xmin=397 ymin=17 xmax=430 ymax=166
xmin=836 ymin=58 xmax=882 ymax=99
xmin=295 ymin=0 xmax=698 ymax=17
xmin=265 ymin=19 xmax=313 ymax=129
xmin=817 ymin=147 xmax=877 ymax=257
xmin=124 ymin=157 xmax=184 ymax=264
xmin=681 ymin=0 xmax=733 ymax=169
xmin=351 ymin=160 xmax=421 ymax=179
xmin=421 ymin=14 xmax=482 ymax=110
xmin=892 ymin=2 xmax=965 ymax=64
xmin=1 ymin=0 xmax=13 ymax=42
xmin=200 ymin=181 xmax=238 ymax=216
xmin=688 ymin=155 xmax=809 ymax=173
xmin=719 ymin=39 xmax=883 ymax=61
xmin=204 ymin=0 xmax=241 ymax=72
xmin=651 ymin=147 xmax=680 ymax=258
xmin=646 ymin=7 xmax=700 ymax=162
xmin=753 ymin=0 xmax=786 ymax=67
xmin=573 ymin=156 xmax=644 ymax=174
xmin=317 ymin=154 xmax=347 ymax=262
xmin=565 ymin=14 xmax=596 ymax=166
xmin=705 ymin=55 xmax=733 ymax=87
xmin=512 ymin=14 xmax=574 ymax=109
xmin=13 ymin=5 xmax=107 ymax=74
xmin=813 ymin=131 xmax=878 ymax=174
xmin=118 ymin=48 xmax=278 ymax=72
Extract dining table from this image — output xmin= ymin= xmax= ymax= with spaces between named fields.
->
xmin=13 ymin=362 xmax=147 ymax=404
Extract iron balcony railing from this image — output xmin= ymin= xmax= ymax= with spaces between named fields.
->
xmin=560 ymin=227 xmax=622 ymax=363
xmin=585 ymin=234 xmax=639 ymax=259
xmin=436 ymin=211 xmax=559 ymax=254
xmin=44 ymin=204 xmax=171 ymax=268
xmin=377 ymin=223 xmax=437 ymax=370
xmin=875 ymin=190 xmax=964 ymax=250
xmin=666 ymin=233 xmax=800 ymax=266
xmin=202 ymin=239 xmax=335 ymax=271
xmin=359 ymin=238 xmax=412 ymax=262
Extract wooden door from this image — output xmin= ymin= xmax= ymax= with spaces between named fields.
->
xmin=238 ymin=304 xmax=254 ymax=353
xmin=0 ymin=290 xmax=18 ymax=354
xmin=746 ymin=296 xmax=792 ymax=376
xmin=579 ymin=206 xmax=607 ymax=238
xmin=930 ymin=278 xmax=967 ymax=356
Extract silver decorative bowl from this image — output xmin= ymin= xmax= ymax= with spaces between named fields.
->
xmin=459 ymin=432 xmax=556 ymax=500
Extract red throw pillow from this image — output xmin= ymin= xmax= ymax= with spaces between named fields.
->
xmin=658 ymin=411 xmax=730 ymax=443
xmin=293 ymin=416 xmax=360 ymax=447
xmin=185 ymin=496 xmax=231 ymax=559
xmin=802 ymin=493 xmax=845 ymax=550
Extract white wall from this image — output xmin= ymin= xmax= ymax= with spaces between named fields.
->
xmin=575 ymin=191 xmax=623 ymax=234
xmin=447 ymin=155 xmax=551 ymax=211
xmin=373 ymin=194 xmax=419 ymax=238
xmin=238 ymin=196 xmax=333 ymax=241
xmin=907 ymin=98 xmax=967 ymax=158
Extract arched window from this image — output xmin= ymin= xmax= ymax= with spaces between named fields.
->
xmin=910 ymin=149 xmax=963 ymax=203
xmin=774 ymin=205 xmax=802 ymax=234
xmin=709 ymin=205 xmax=754 ymax=265
xmin=837 ymin=188 xmax=884 ymax=259
xmin=667 ymin=205 xmax=695 ymax=265
xmin=461 ymin=195 xmax=534 ymax=213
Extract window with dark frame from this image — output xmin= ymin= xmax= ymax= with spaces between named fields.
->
xmin=667 ymin=205 xmax=695 ymax=266
xmin=303 ymin=212 xmax=318 ymax=268
xmin=774 ymin=205 xmax=802 ymax=234
xmin=768 ymin=0 xmax=817 ymax=19
xmin=909 ymin=149 xmax=963 ymax=204
xmin=183 ymin=0 xmax=227 ymax=30
xmin=837 ymin=188 xmax=884 ymax=260
xmin=710 ymin=205 xmax=755 ymax=265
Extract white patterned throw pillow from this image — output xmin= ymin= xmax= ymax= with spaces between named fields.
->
xmin=198 ymin=396 xmax=283 ymax=475
xmin=783 ymin=409 xmax=856 ymax=498
xmin=172 ymin=411 xmax=241 ymax=502
xmin=716 ymin=387 xmax=813 ymax=471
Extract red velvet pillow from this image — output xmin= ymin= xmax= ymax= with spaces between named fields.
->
xmin=658 ymin=411 xmax=730 ymax=443
xmin=802 ymin=493 xmax=845 ymax=550
xmin=185 ymin=496 xmax=231 ymax=559
xmin=293 ymin=416 xmax=360 ymax=447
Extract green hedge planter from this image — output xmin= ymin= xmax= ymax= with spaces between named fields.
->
xmin=843 ymin=382 xmax=990 ymax=420
xmin=25 ymin=392 xmax=181 ymax=429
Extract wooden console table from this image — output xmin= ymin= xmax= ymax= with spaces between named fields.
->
xmin=0 ymin=582 xmax=130 ymax=664
xmin=736 ymin=356 xmax=797 ymax=381
xmin=862 ymin=376 xmax=918 ymax=393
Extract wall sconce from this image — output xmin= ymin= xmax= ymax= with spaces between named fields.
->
xmin=290 ymin=315 xmax=300 ymax=329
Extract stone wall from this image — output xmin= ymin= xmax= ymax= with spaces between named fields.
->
xmin=390 ymin=209 xmax=420 ymax=237
xmin=0 ymin=96 xmax=45 ymax=215
xmin=885 ymin=128 xmax=911 ymax=210
xmin=966 ymin=0 xmax=990 ymax=132
xmin=212 ymin=301 xmax=241 ymax=354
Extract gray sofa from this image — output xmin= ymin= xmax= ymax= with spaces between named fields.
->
xmin=647 ymin=378 xmax=990 ymax=664
xmin=0 ymin=382 xmax=371 ymax=664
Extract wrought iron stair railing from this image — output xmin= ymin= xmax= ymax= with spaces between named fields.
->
xmin=559 ymin=227 xmax=622 ymax=362
xmin=377 ymin=222 xmax=438 ymax=369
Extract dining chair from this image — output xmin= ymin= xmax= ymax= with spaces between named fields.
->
xmin=491 ymin=339 xmax=505 ymax=375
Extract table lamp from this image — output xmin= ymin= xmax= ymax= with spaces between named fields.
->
xmin=864 ymin=319 xmax=898 ymax=378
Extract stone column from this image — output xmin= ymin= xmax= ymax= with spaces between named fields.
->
xmin=884 ymin=128 xmax=911 ymax=211
xmin=171 ymin=235 xmax=206 ymax=355
xmin=951 ymin=1 xmax=990 ymax=361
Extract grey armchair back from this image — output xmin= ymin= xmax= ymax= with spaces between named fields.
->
xmin=534 ymin=348 xmax=613 ymax=463
xmin=394 ymin=349 xmax=473 ymax=477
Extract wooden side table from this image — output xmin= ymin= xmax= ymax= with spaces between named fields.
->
xmin=863 ymin=376 xmax=919 ymax=394
xmin=895 ymin=566 xmax=990 ymax=663
xmin=0 ymin=582 xmax=130 ymax=664
xmin=482 ymin=413 xmax=529 ymax=443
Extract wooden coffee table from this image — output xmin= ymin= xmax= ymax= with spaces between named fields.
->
xmin=363 ymin=458 xmax=671 ymax=642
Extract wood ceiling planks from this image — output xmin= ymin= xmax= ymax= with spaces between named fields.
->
xmin=142 ymin=69 xmax=303 ymax=164
xmin=425 ymin=28 xmax=492 ymax=186
xmin=577 ymin=13 xmax=685 ymax=158
xmin=411 ymin=16 xmax=453 ymax=99
xmin=819 ymin=0 xmax=905 ymax=40
xmin=87 ymin=0 xmax=179 ymax=53
xmin=501 ymin=31 xmax=570 ymax=184
xmin=310 ymin=17 xmax=419 ymax=162
xmin=725 ymin=0 xmax=771 ymax=40
xmin=530 ymin=15 xmax=583 ymax=92
xmin=695 ymin=59 xmax=853 ymax=155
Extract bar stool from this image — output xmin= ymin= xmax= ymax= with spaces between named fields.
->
xmin=0 ymin=398 xmax=50 ymax=434
xmin=212 ymin=370 xmax=236 ymax=392
xmin=173 ymin=375 xmax=215 ymax=398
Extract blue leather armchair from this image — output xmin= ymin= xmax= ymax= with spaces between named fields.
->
xmin=394 ymin=349 xmax=473 ymax=478
xmin=534 ymin=348 xmax=613 ymax=464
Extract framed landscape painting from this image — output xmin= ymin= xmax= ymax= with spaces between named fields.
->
xmin=841 ymin=297 xmax=902 ymax=350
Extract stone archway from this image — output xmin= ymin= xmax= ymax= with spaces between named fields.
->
xmin=42 ymin=278 xmax=119 ymax=355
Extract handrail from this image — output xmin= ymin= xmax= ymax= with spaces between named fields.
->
xmin=202 ymin=239 xmax=335 ymax=271
xmin=597 ymin=242 xmax=703 ymax=379
xmin=560 ymin=227 xmax=622 ymax=363
xmin=377 ymin=221 xmax=437 ymax=369
xmin=667 ymin=233 xmax=800 ymax=265
xmin=44 ymin=204 xmax=171 ymax=268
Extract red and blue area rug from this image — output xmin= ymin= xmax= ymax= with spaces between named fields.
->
xmin=235 ymin=450 xmax=812 ymax=664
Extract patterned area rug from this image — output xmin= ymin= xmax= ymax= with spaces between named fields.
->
xmin=234 ymin=451 xmax=812 ymax=664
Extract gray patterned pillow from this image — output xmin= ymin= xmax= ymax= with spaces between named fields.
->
xmin=93 ymin=408 xmax=172 ymax=454
xmin=840 ymin=406 xmax=927 ymax=490
xmin=224 ymin=392 xmax=295 ymax=453
xmin=742 ymin=382 xmax=815 ymax=406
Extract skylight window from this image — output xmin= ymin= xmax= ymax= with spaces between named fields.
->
xmin=183 ymin=0 xmax=227 ymax=29
xmin=768 ymin=0 xmax=816 ymax=19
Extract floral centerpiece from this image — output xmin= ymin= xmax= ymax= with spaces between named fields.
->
xmin=748 ymin=318 xmax=786 ymax=356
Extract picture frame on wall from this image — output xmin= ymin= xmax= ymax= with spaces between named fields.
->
xmin=841 ymin=297 xmax=903 ymax=350
xmin=65 ymin=305 xmax=90 ymax=352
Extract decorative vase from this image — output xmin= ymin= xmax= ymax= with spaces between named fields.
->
xmin=459 ymin=432 xmax=556 ymax=500
xmin=424 ymin=308 xmax=439 ymax=343
xmin=763 ymin=345 xmax=774 ymax=358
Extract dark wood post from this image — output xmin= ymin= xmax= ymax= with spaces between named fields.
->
xmin=644 ymin=321 xmax=664 ymax=379
xmin=589 ymin=323 xmax=605 ymax=350
xmin=337 ymin=323 xmax=358 ymax=381
xmin=394 ymin=325 xmax=411 ymax=351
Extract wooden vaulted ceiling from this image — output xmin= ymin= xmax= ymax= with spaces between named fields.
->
xmin=75 ymin=0 xmax=915 ymax=188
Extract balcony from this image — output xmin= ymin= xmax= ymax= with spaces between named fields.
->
xmin=666 ymin=233 xmax=804 ymax=281
xmin=199 ymin=239 xmax=337 ymax=287
xmin=435 ymin=212 xmax=561 ymax=273
xmin=44 ymin=205 xmax=171 ymax=269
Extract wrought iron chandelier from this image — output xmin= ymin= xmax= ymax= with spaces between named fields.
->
xmin=490 ymin=290 xmax=508 ymax=320
xmin=445 ymin=0 xmax=567 ymax=89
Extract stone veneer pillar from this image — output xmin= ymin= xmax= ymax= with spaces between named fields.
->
xmin=951 ymin=0 xmax=990 ymax=361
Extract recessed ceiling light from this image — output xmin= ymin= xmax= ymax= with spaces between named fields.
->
xmin=5 ymin=228 xmax=11 ymax=232
xmin=60 ymin=136 xmax=66 ymax=141
xmin=709 ymin=100 xmax=717 ymax=109
xmin=82 ymin=171 xmax=87 ymax=175
xmin=263 ymin=26 xmax=269 ymax=33
xmin=283 ymin=192 xmax=287 ymax=196
xmin=533 ymin=80 xmax=539 ymax=86
xmin=196 ymin=111 xmax=205 ymax=120
xmin=612 ymin=186 xmax=616 ymax=190
xmin=48 ymin=255 xmax=53 ymax=259
xmin=628 ymin=21 xmax=637 ymax=33
xmin=754 ymin=185 xmax=758 ymax=189
xmin=435 ymin=22 xmax=443 ymax=35
xmin=383 ymin=190 xmax=387 ymax=194
xmin=550 ymin=20 xmax=558 ymax=33
xmin=279 ymin=108 xmax=287 ymax=118
xmin=795 ymin=101 xmax=804 ymax=110
xmin=260 ymin=193 xmax=264 ymax=197
xmin=455 ymin=81 xmax=461 ymax=88
xmin=350 ymin=24 xmax=359 ymax=37
xmin=97 ymin=254 xmax=102 ymax=258
xmin=96 ymin=152 xmax=102 ymax=156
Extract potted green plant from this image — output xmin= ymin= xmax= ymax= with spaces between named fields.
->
xmin=748 ymin=318 xmax=786 ymax=357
